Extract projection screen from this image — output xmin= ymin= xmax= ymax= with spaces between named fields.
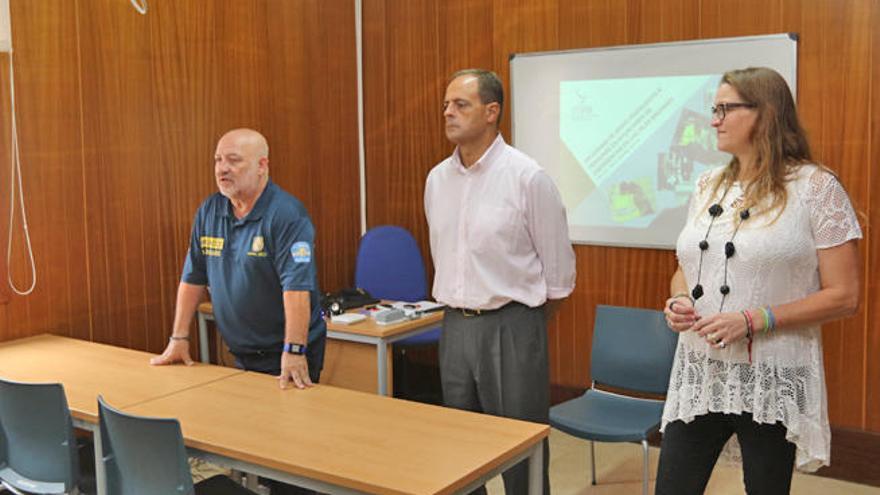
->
xmin=510 ymin=34 xmax=797 ymax=249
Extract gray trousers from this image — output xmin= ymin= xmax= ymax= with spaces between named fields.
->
xmin=439 ymin=302 xmax=551 ymax=495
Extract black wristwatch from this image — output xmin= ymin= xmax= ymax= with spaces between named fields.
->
xmin=283 ymin=342 xmax=307 ymax=355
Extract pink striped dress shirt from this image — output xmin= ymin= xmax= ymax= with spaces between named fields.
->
xmin=424 ymin=134 xmax=576 ymax=310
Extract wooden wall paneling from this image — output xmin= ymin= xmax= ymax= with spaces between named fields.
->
xmin=212 ymin=0 xmax=268 ymax=132
xmin=362 ymin=0 xmax=390 ymax=231
xmin=0 ymin=1 xmax=362 ymax=359
xmin=438 ymin=0 xmax=494 ymax=76
xmin=364 ymin=0 xmax=497 ymax=284
xmin=867 ymin=0 xmax=880 ymax=435
xmin=627 ymin=0 xmax=700 ymax=44
xmin=781 ymin=0 xmax=846 ymax=423
xmin=556 ymin=0 xmax=628 ymax=51
xmin=0 ymin=18 xmax=35 ymax=335
xmin=384 ymin=0 xmax=446 ymax=238
xmin=699 ymin=0 xmax=786 ymax=37
xmin=826 ymin=0 xmax=872 ymax=430
xmin=364 ymin=0 xmax=449 ymax=270
xmin=76 ymin=0 xmax=158 ymax=349
xmin=311 ymin=0 xmax=360 ymax=292
xmin=0 ymin=52 xmax=10 ymax=306
xmin=1 ymin=0 xmax=87 ymax=341
xmin=147 ymin=1 xmax=219 ymax=353
xmin=803 ymin=0 xmax=872 ymax=430
xmin=17 ymin=0 xmax=88 ymax=341
xmin=491 ymin=0 xmax=559 ymax=138
xmin=266 ymin=0 xmax=360 ymax=293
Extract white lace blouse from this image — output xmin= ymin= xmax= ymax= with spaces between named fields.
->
xmin=661 ymin=164 xmax=862 ymax=472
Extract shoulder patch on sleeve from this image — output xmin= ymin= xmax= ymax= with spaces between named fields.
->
xmin=290 ymin=242 xmax=312 ymax=263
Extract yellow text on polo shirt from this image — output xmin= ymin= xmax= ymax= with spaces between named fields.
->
xmin=200 ymin=236 xmax=225 ymax=257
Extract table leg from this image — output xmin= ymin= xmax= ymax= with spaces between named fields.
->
xmin=376 ymin=341 xmax=388 ymax=396
xmin=198 ymin=312 xmax=210 ymax=364
xmin=93 ymin=425 xmax=107 ymax=495
xmin=528 ymin=441 xmax=543 ymax=495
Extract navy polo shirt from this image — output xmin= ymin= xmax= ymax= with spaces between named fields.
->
xmin=181 ymin=180 xmax=326 ymax=354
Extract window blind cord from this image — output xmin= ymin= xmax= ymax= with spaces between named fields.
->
xmin=6 ymin=50 xmax=36 ymax=296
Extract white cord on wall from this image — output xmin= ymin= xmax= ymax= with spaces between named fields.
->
xmin=130 ymin=0 xmax=147 ymax=15
xmin=4 ymin=0 xmax=145 ymax=297
xmin=6 ymin=50 xmax=36 ymax=296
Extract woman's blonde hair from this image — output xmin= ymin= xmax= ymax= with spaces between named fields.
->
xmin=708 ymin=67 xmax=814 ymax=220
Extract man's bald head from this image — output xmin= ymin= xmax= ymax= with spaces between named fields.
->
xmin=217 ymin=128 xmax=269 ymax=159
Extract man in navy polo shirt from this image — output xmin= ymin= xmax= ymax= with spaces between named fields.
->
xmin=151 ymin=128 xmax=325 ymax=392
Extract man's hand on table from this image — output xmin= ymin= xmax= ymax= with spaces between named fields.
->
xmin=150 ymin=338 xmax=194 ymax=366
xmin=279 ymin=352 xmax=313 ymax=390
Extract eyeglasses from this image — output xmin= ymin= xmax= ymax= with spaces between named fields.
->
xmin=711 ymin=102 xmax=756 ymax=121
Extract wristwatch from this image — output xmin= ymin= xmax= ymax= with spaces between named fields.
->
xmin=283 ymin=342 xmax=307 ymax=355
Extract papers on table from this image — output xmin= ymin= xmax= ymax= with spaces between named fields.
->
xmin=330 ymin=312 xmax=368 ymax=325
xmin=360 ymin=300 xmax=446 ymax=322
xmin=386 ymin=301 xmax=445 ymax=318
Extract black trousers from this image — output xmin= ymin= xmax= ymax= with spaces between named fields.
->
xmin=231 ymin=336 xmax=325 ymax=495
xmin=655 ymin=412 xmax=796 ymax=495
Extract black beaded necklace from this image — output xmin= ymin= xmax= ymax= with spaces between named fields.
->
xmin=691 ymin=184 xmax=750 ymax=312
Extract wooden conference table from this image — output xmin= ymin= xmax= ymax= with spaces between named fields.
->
xmin=0 ymin=334 xmax=548 ymax=495
xmin=197 ymin=301 xmax=444 ymax=395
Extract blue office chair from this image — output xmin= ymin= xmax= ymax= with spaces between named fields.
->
xmin=356 ymin=225 xmax=428 ymax=303
xmin=549 ymin=305 xmax=678 ymax=495
xmin=355 ymin=225 xmax=442 ymax=401
xmin=0 ymin=378 xmax=80 ymax=494
xmin=96 ymin=396 xmax=255 ymax=495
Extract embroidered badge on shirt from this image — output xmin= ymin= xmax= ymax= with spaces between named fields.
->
xmin=247 ymin=235 xmax=267 ymax=257
xmin=290 ymin=242 xmax=311 ymax=263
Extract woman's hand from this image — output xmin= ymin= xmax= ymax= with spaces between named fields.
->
xmin=664 ymin=296 xmax=698 ymax=332
xmin=691 ymin=311 xmax=749 ymax=349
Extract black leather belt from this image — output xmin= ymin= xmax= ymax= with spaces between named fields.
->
xmin=448 ymin=302 xmax=516 ymax=317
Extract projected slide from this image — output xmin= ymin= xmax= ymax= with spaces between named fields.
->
xmin=558 ymin=75 xmax=727 ymax=230
xmin=510 ymin=34 xmax=798 ymax=248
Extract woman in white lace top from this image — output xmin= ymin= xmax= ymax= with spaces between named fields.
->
xmin=655 ymin=67 xmax=861 ymax=494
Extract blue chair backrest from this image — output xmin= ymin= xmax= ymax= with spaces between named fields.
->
xmin=355 ymin=225 xmax=427 ymax=302
xmin=589 ymin=305 xmax=679 ymax=395
xmin=98 ymin=396 xmax=195 ymax=495
xmin=0 ymin=378 xmax=79 ymax=492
